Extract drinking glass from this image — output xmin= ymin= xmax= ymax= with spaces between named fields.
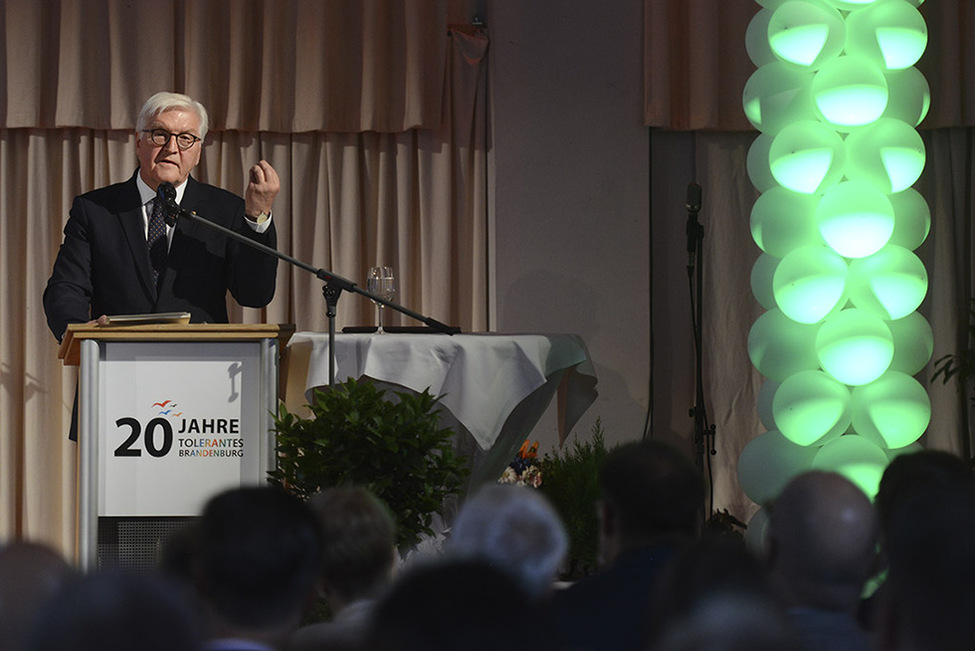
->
xmin=367 ymin=266 xmax=396 ymax=334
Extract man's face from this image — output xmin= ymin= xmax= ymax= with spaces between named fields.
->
xmin=136 ymin=108 xmax=203 ymax=190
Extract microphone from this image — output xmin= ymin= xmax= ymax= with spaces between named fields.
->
xmin=685 ymin=183 xmax=702 ymax=275
xmin=686 ymin=182 xmax=702 ymax=214
xmin=156 ymin=182 xmax=179 ymax=227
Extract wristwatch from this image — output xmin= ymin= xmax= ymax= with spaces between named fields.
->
xmin=248 ymin=211 xmax=271 ymax=224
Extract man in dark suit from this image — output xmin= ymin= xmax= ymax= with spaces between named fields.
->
xmin=547 ymin=439 xmax=704 ymax=651
xmin=43 ymin=91 xmax=279 ymax=343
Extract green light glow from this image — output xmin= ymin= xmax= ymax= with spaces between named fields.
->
xmin=879 ymin=146 xmax=925 ymax=193
xmin=745 ymin=0 xmax=930 ymax=507
xmin=815 ymin=86 xmax=888 ymax=127
xmin=883 ymin=67 xmax=930 ymax=126
xmin=771 ymin=149 xmax=835 ymax=193
xmin=757 ymin=379 xmax=781 ymax=430
xmin=748 ymin=308 xmax=821 ymax=383
xmin=752 ymin=253 xmax=780 ymax=310
xmin=768 ymin=1 xmax=845 ymax=69
xmin=816 ymin=308 xmax=894 ymax=386
xmin=773 ymin=370 xmax=852 ymax=446
xmin=876 ymin=27 xmax=928 ymax=69
xmin=888 ymin=188 xmax=930 ymax=250
xmin=751 ymin=186 xmax=823 ymax=257
xmin=847 ymin=245 xmax=927 ymax=320
xmin=816 ymin=181 xmax=894 ymax=259
xmin=769 ymin=25 xmax=830 ymax=66
xmin=748 ymin=134 xmax=777 ymax=193
xmin=822 ymin=0 xmax=881 ymax=9
xmin=887 ymin=312 xmax=933 ymax=375
xmin=812 ymin=56 xmax=888 ymax=128
xmin=852 ymin=371 xmax=930 ymax=449
xmin=747 ymin=10 xmax=776 ymax=67
xmin=743 ymin=63 xmax=815 ymax=134
xmin=845 ymin=118 xmax=925 ymax=193
xmin=846 ymin=2 xmax=927 ymax=71
xmin=812 ymin=435 xmax=889 ymax=499
xmin=773 ymin=246 xmax=847 ymax=324
xmin=738 ymin=429 xmax=819 ymax=505
xmin=770 ymin=121 xmax=845 ymax=194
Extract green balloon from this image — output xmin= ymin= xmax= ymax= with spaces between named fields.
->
xmin=812 ymin=434 xmax=889 ymax=499
xmin=816 ymin=308 xmax=893 ymax=386
xmin=773 ymin=370 xmax=852 ymax=446
xmin=851 ymin=371 xmax=930 ymax=449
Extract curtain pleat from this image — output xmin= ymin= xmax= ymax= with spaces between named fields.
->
xmin=0 ymin=0 xmax=449 ymax=132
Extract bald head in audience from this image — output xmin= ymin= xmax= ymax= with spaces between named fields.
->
xmin=0 ymin=541 xmax=75 ymax=651
xmin=765 ymin=471 xmax=878 ymax=611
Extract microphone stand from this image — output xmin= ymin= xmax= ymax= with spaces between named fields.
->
xmin=162 ymin=196 xmax=459 ymax=386
xmin=684 ymin=184 xmax=716 ymax=515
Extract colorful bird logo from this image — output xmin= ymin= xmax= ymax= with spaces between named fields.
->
xmin=151 ymin=399 xmax=179 ymax=417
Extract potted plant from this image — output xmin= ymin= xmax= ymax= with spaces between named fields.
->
xmin=538 ymin=419 xmax=612 ymax=580
xmin=269 ymin=377 xmax=469 ymax=555
xmin=933 ymin=298 xmax=975 ymax=405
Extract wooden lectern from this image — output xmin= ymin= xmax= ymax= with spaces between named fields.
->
xmin=59 ymin=323 xmax=294 ymax=571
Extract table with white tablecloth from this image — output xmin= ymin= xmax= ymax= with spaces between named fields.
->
xmin=282 ymin=332 xmax=598 ymax=488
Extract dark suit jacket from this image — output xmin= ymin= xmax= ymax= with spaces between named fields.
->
xmin=547 ymin=545 xmax=679 ymax=651
xmin=44 ymin=171 xmax=278 ymax=342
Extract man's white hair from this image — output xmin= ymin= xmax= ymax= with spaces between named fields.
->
xmin=137 ymin=91 xmax=209 ymax=140
xmin=449 ymin=484 xmax=568 ymax=600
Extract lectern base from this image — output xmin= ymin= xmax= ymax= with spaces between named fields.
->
xmin=96 ymin=516 xmax=194 ymax=574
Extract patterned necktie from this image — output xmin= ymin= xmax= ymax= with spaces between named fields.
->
xmin=147 ymin=199 xmax=168 ymax=286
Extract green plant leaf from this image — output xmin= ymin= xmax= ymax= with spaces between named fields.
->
xmin=271 ymin=377 xmax=469 ymax=553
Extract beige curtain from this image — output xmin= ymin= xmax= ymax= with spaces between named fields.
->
xmin=0 ymin=2 xmax=488 ymax=557
xmin=2 ymin=0 xmax=450 ymax=132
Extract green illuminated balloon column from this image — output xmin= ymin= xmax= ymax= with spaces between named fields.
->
xmin=738 ymin=0 xmax=930 ymax=505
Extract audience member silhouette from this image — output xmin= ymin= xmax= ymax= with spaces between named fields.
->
xmin=872 ymin=450 xmax=975 ymax=650
xmin=763 ymin=471 xmax=877 ymax=651
xmin=194 ymin=485 xmax=322 ymax=650
xmin=648 ymin=533 xmax=802 ymax=651
xmin=863 ymin=449 xmax=974 ymax=626
xmin=448 ymin=483 xmax=568 ymax=601
xmin=290 ymin=486 xmax=398 ymax=651
xmin=365 ymin=559 xmax=551 ymax=651
xmin=873 ymin=448 xmax=973 ymax=537
xmin=28 ymin=569 xmax=203 ymax=651
xmin=547 ymin=439 xmax=704 ymax=650
xmin=0 ymin=541 xmax=76 ymax=651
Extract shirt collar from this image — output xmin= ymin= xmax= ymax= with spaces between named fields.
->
xmin=136 ymin=171 xmax=189 ymax=207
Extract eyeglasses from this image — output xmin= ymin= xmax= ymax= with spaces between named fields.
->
xmin=141 ymin=129 xmax=202 ymax=151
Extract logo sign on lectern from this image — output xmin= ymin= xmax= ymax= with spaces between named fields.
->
xmin=98 ymin=342 xmax=266 ymax=516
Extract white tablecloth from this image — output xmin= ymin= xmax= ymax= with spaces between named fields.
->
xmin=284 ymin=332 xmax=598 ymax=486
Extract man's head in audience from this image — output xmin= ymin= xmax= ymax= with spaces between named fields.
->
xmin=194 ymin=485 xmax=322 ymax=646
xmin=875 ymin=452 xmax=975 ymax=650
xmin=28 ymin=570 xmax=202 ymax=651
xmin=309 ymin=486 xmax=397 ymax=611
xmin=367 ymin=559 xmax=550 ymax=651
xmin=764 ymin=470 xmax=878 ymax=612
xmin=597 ymin=440 xmax=704 ymax=565
xmin=0 ymin=541 xmax=76 ymax=651
xmin=449 ymin=483 xmax=568 ymax=600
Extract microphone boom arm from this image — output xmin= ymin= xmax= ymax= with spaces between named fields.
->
xmin=167 ymin=204 xmax=459 ymax=334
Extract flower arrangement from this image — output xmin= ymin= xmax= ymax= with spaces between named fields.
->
xmin=499 ymin=439 xmax=543 ymax=488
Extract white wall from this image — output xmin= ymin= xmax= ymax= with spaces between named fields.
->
xmin=487 ymin=0 xmax=668 ymax=453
